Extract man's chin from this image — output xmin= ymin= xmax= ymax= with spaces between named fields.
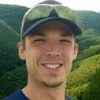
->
xmin=41 ymin=81 xmax=63 ymax=88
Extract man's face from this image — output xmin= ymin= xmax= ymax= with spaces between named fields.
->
xmin=18 ymin=21 xmax=78 ymax=88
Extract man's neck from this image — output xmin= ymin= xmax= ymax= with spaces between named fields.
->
xmin=22 ymin=77 xmax=66 ymax=100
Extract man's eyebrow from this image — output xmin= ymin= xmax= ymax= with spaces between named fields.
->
xmin=29 ymin=31 xmax=46 ymax=36
xmin=61 ymin=32 xmax=74 ymax=37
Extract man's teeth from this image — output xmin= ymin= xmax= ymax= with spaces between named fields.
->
xmin=44 ymin=64 xmax=61 ymax=69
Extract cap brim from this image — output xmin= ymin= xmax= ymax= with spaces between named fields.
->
xmin=23 ymin=17 xmax=82 ymax=37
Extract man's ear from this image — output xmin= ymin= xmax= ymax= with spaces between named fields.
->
xmin=73 ymin=43 xmax=79 ymax=60
xmin=17 ymin=42 xmax=26 ymax=60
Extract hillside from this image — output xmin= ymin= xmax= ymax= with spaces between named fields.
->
xmin=66 ymin=54 xmax=100 ymax=100
xmin=0 ymin=20 xmax=20 ymax=49
xmin=73 ymin=44 xmax=100 ymax=69
xmin=0 ymin=20 xmax=23 ymax=77
xmin=0 ymin=65 xmax=27 ymax=99
xmin=75 ymin=11 xmax=100 ymax=35
xmin=76 ymin=34 xmax=100 ymax=50
xmin=77 ymin=44 xmax=100 ymax=61
xmin=0 ymin=4 xmax=28 ymax=33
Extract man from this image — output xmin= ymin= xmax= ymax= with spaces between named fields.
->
xmin=3 ymin=0 xmax=82 ymax=100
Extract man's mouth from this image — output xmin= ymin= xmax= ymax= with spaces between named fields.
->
xmin=42 ymin=64 xmax=63 ymax=69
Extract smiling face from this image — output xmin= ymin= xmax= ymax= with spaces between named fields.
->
xmin=18 ymin=21 xmax=78 ymax=88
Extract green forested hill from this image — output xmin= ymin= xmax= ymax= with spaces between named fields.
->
xmin=0 ymin=20 xmax=23 ymax=77
xmin=66 ymin=54 xmax=100 ymax=100
xmin=77 ymin=35 xmax=100 ymax=50
xmin=75 ymin=11 xmax=100 ymax=35
xmin=0 ymin=65 xmax=27 ymax=99
xmin=77 ymin=44 xmax=100 ymax=61
xmin=0 ymin=20 xmax=19 ymax=49
xmin=73 ymin=44 xmax=100 ymax=69
xmin=0 ymin=4 xmax=28 ymax=33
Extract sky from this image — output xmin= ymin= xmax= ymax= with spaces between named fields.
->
xmin=0 ymin=0 xmax=100 ymax=12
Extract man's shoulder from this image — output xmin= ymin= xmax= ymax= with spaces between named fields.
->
xmin=2 ymin=90 xmax=73 ymax=100
xmin=2 ymin=90 xmax=28 ymax=100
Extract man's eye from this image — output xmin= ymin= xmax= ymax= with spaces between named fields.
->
xmin=60 ymin=40 xmax=71 ymax=43
xmin=34 ymin=39 xmax=46 ymax=43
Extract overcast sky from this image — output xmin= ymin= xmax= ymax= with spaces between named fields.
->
xmin=0 ymin=0 xmax=100 ymax=12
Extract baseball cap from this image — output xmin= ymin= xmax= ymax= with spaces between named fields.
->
xmin=21 ymin=0 xmax=82 ymax=38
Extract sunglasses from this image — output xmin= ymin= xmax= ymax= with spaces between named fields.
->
xmin=21 ymin=3 xmax=81 ymax=38
xmin=25 ymin=4 xmax=75 ymax=22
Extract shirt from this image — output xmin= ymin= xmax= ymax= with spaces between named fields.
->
xmin=2 ymin=90 xmax=73 ymax=100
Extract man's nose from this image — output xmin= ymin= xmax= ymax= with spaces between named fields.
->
xmin=46 ymin=50 xmax=61 ymax=57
